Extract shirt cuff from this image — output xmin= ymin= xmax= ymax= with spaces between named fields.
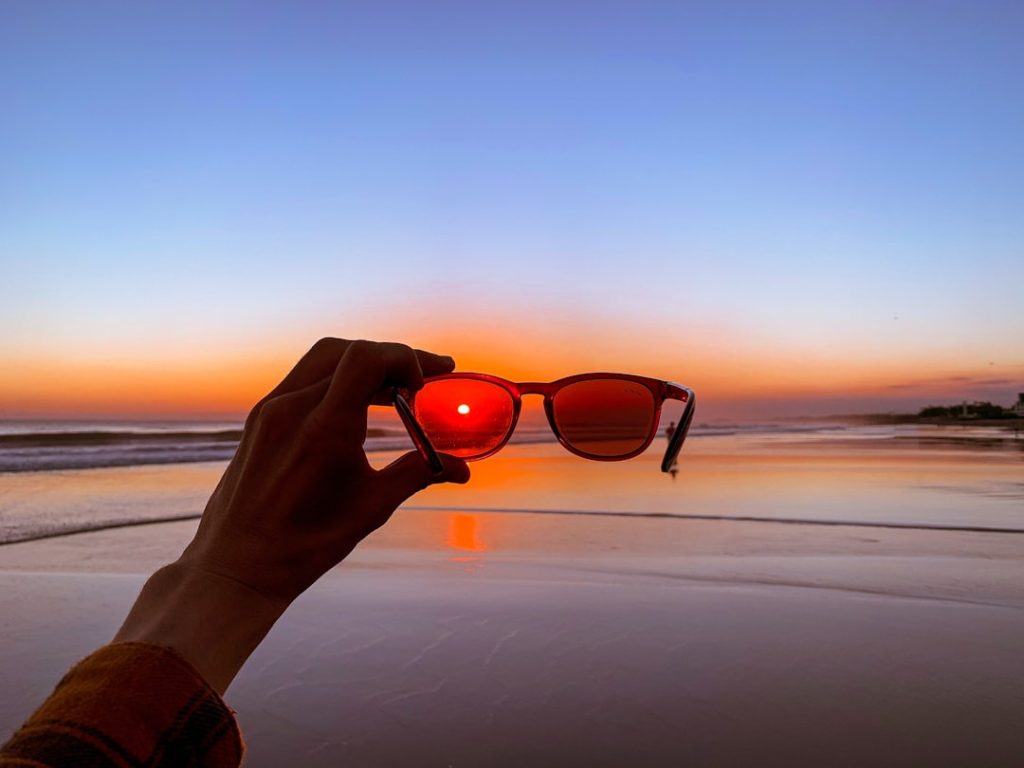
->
xmin=1 ymin=642 xmax=243 ymax=768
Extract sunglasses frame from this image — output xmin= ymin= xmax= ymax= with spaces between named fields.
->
xmin=410 ymin=372 xmax=696 ymax=473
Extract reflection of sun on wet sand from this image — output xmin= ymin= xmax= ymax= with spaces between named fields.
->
xmin=1 ymin=428 xmax=1022 ymax=766
xmin=447 ymin=513 xmax=486 ymax=557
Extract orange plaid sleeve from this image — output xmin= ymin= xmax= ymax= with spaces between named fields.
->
xmin=0 ymin=642 xmax=243 ymax=768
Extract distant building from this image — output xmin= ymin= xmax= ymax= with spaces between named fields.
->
xmin=1013 ymin=393 xmax=1024 ymax=417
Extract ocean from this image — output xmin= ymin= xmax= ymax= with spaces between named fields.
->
xmin=0 ymin=420 xmax=1021 ymax=547
xmin=0 ymin=418 xmax=849 ymax=474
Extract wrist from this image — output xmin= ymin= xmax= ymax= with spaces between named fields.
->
xmin=114 ymin=559 xmax=289 ymax=694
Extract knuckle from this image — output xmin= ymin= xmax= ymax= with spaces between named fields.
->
xmin=347 ymin=338 xmax=377 ymax=356
xmin=243 ymin=398 xmax=268 ymax=431
xmin=346 ymin=339 xmax=384 ymax=370
xmin=384 ymin=342 xmax=422 ymax=383
xmin=311 ymin=336 xmax=347 ymax=356
xmin=299 ymin=405 xmax=330 ymax=444
xmin=256 ymin=395 xmax=295 ymax=428
xmin=386 ymin=341 xmax=413 ymax=356
xmin=386 ymin=342 xmax=417 ymax=366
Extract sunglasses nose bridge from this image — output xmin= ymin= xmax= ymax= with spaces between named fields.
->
xmin=514 ymin=385 xmax=559 ymax=440
xmin=515 ymin=382 xmax=553 ymax=398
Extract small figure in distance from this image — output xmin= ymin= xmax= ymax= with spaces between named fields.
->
xmin=664 ymin=421 xmax=679 ymax=481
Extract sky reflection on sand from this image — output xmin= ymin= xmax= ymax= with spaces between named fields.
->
xmin=363 ymin=426 xmax=1024 ymax=558
xmin=0 ymin=427 xmax=1020 ymax=549
xmin=407 ymin=428 xmax=1024 ymax=529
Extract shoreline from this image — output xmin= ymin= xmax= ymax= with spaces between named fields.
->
xmin=839 ymin=414 xmax=1024 ymax=429
xmin=4 ymin=428 xmax=1024 ymax=548
xmin=4 ymin=502 xmax=1024 ymax=549
xmin=2 ymin=513 xmax=1021 ymax=605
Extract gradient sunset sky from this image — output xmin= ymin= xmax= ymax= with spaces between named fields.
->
xmin=2 ymin=1 xmax=1022 ymax=420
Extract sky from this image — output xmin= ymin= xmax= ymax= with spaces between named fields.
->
xmin=1 ymin=1 xmax=1022 ymax=420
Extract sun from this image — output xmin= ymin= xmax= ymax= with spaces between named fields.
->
xmin=457 ymin=403 xmax=471 ymax=415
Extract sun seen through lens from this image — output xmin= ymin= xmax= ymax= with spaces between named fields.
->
xmin=414 ymin=379 xmax=516 ymax=458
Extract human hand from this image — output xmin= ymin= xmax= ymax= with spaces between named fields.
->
xmin=116 ymin=338 xmax=469 ymax=692
xmin=179 ymin=338 xmax=469 ymax=604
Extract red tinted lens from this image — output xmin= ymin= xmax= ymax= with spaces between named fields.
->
xmin=413 ymin=379 xmax=516 ymax=459
xmin=552 ymin=379 xmax=656 ymax=457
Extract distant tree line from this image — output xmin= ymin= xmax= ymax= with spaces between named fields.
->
xmin=918 ymin=402 xmax=1014 ymax=419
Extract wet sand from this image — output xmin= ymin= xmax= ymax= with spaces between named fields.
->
xmin=1 ymin=433 xmax=1022 ymax=766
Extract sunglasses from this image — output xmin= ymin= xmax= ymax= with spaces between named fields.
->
xmin=396 ymin=373 xmax=695 ymax=474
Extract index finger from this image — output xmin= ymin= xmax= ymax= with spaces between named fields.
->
xmin=266 ymin=337 xmax=454 ymax=400
xmin=319 ymin=340 xmax=454 ymax=422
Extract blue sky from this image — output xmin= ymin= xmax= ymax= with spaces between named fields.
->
xmin=2 ymin=1 xmax=1022 ymax=417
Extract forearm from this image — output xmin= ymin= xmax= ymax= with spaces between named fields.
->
xmin=114 ymin=560 xmax=289 ymax=695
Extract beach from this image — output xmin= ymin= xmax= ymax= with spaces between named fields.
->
xmin=1 ymin=427 xmax=1022 ymax=766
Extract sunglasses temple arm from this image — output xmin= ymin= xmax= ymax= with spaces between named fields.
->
xmin=392 ymin=389 xmax=445 ymax=476
xmin=661 ymin=385 xmax=696 ymax=473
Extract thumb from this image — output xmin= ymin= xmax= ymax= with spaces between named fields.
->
xmin=375 ymin=450 xmax=471 ymax=508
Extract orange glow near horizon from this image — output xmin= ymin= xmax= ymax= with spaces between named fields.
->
xmin=3 ymin=308 xmax=1022 ymax=420
xmin=4 ymin=3 xmax=1023 ymax=428
xmin=1 ymin=356 xmax=287 ymax=419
